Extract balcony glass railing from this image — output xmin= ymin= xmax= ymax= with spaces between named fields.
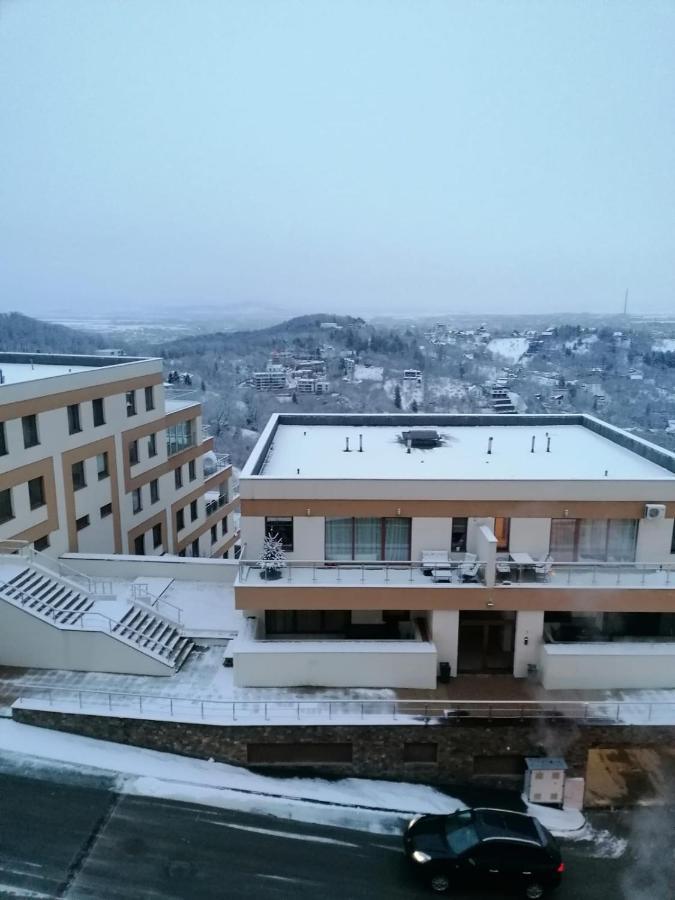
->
xmin=237 ymin=559 xmax=488 ymax=587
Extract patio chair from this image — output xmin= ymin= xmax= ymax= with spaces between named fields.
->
xmin=459 ymin=560 xmax=480 ymax=582
xmin=534 ymin=554 xmax=554 ymax=581
xmin=421 ymin=550 xmax=450 ymax=576
xmin=495 ymin=552 xmax=512 ymax=579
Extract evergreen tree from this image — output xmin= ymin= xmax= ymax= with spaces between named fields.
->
xmin=394 ymin=385 xmax=402 ymax=409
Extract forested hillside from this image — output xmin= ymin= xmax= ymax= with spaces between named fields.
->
xmin=0 ymin=312 xmax=106 ymax=354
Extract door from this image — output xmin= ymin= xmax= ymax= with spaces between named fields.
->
xmin=457 ymin=612 xmax=515 ymax=674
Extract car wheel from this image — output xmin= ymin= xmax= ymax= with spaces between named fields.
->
xmin=525 ymin=883 xmax=545 ymax=899
xmin=429 ymin=873 xmax=450 ymax=893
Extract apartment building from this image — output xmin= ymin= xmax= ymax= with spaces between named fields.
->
xmin=0 ymin=352 xmax=238 ymax=560
xmin=233 ymin=413 xmax=675 ymax=691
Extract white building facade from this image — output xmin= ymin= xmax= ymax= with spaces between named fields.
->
xmin=233 ymin=413 xmax=675 ymax=691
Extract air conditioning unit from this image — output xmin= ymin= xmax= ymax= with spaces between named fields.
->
xmin=644 ymin=503 xmax=666 ymax=520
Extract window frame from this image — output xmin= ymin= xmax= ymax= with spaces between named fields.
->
xmin=132 ymin=487 xmax=143 ymax=514
xmin=150 ymin=478 xmax=159 ymax=504
xmin=152 ymin=522 xmax=162 ymax=548
xmin=0 ymin=487 xmax=14 ymax=525
xmin=0 ymin=421 xmax=7 ymax=456
xmin=145 ymin=385 xmax=155 ymax=411
xmin=176 ymin=508 xmax=185 ymax=531
xmin=96 ymin=451 xmax=109 ymax=481
xmin=129 ymin=440 xmax=139 ymax=467
xmin=71 ymin=460 xmax=87 ymax=491
xmin=28 ymin=476 xmax=46 ymax=510
xmin=147 ymin=432 xmax=157 ymax=458
xmin=67 ymin=403 xmax=82 ymax=435
xmin=324 ymin=517 xmax=411 ymax=561
xmin=92 ymin=397 xmax=105 ymax=427
xmin=174 ymin=466 xmax=183 ymax=489
xmin=190 ymin=499 xmax=198 ymax=522
xmin=22 ymin=414 xmax=39 ymax=449
xmin=100 ymin=502 xmax=113 ymax=519
xmin=265 ymin=517 xmax=294 ymax=552
xmin=134 ymin=534 xmax=145 ymax=555
xmin=126 ymin=390 xmax=137 ymax=417
xmin=188 ymin=459 xmax=196 ymax=481
xmin=75 ymin=514 xmax=90 ymax=531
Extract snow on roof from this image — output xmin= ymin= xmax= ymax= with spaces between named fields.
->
xmin=0 ymin=362 xmax=96 ymax=385
xmin=257 ymin=423 xmax=675 ymax=481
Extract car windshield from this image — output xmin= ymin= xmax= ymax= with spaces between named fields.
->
xmin=444 ymin=810 xmax=480 ymax=855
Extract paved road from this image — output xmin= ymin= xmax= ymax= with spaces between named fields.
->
xmin=0 ymin=762 xmax=672 ymax=899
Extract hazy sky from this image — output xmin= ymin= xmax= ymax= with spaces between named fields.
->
xmin=1 ymin=0 xmax=674 ymax=319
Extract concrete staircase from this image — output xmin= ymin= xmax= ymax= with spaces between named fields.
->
xmin=0 ymin=564 xmax=193 ymax=672
xmin=113 ymin=604 xmax=193 ymax=670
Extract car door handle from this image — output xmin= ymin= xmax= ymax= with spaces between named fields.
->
xmin=522 ymin=871 xmax=532 ymax=875
xmin=488 ymin=869 xmax=499 ymax=873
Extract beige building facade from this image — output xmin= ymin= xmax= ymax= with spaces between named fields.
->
xmin=0 ymin=352 xmax=238 ymax=559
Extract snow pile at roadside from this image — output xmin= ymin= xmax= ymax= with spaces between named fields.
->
xmin=0 ymin=720 xmax=586 ymax=837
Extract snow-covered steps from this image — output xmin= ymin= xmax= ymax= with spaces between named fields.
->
xmin=1 ymin=568 xmax=94 ymax=625
xmin=112 ymin=605 xmax=193 ymax=670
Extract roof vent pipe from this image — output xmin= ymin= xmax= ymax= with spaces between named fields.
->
xmin=344 ymin=436 xmax=351 ymax=453
xmin=530 ymin=435 xmax=536 ymax=453
xmin=359 ymin=433 xmax=363 ymax=452
xmin=487 ymin=436 xmax=493 ymax=455
xmin=546 ymin=435 xmax=551 ymax=453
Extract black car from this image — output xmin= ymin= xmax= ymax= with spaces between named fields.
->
xmin=403 ymin=807 xmax=564 ymax=898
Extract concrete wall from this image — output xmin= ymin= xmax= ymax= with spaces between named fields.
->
xmin=636 ymin=517 xmax=675 ymax=562
xmin=62 ymin=552 xmax=238 ymax=584
xmin=540 ymin=643 xmax=675 ymax=689
xmin=430 ymin=610 xmax=459 ymax=676
xmin=410 ymin=517 xmax=452 ymax=560
xmin=233 ymin=642 xmax=437 ymax=688
xmin=467 ymin=517 xmax=493 ymax=555
xmin=513 ymin=611 xmax=545 ymax=677
xmin=0 ymin=598 xmax=171 ymax=675
xmin=510 ymin=518 xmax=551 ymax=558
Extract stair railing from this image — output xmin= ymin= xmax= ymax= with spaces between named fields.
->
xmin=130 ymin=582 xmax=182 ymax=624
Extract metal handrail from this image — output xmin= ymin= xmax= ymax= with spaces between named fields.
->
xmin=9 ymin=685 xmax=675 ymax=726
xmin=0 ymin=580 xmax=181 ymax=658
xmin=130 ymin=582 xmax=182 ymax=625
xmin=238 ymin=558 xmax=488 ymax=585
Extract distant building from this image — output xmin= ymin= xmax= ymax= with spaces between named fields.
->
xmin=254 ymin=365 xmax=287 ymax=392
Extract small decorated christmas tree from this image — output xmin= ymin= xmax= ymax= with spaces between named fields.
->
xmin=258 ymin=532 xmax=287 ymax=580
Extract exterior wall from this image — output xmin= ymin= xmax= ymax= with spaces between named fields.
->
xmin=430 ymin=610 xmax=459 ymax=675
xmin=233 ymin=643 xmax=437 ymax=688
xmin=290 ymin=515 xmax=325 ymax=560
xmin=62 ymin=552 xmax=238 ymax=583
xmin=410 ymin=517 xmax=452 ymax=560
xmin=540 ymin=643 xmax=675 ymax=690
xmin=466 ymin=517 xmax=493 ymax=554
xmin=509 ymin=518 xmax=551 ymax=558
xmin=0 ymin=599 xmax=171 ymax=675
xmin=636 ymin=517 xmax=675 ymax=562
xmin=513 ymin=611 xmax=545 ymax=677
xmin=14 ymin=707 xmax=675 ymax=799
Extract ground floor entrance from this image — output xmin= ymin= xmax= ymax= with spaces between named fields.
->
xmin=457 ymin=610 xmax=516 ymax=674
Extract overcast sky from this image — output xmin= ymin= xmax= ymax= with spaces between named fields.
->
xmin=1 ymin=0 xmax=674 ymax=319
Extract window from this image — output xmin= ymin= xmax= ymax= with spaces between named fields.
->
xmin=0 ymin=422 xmax=7 ymax=456
xmin=190 ymin=499 xmax=198 ymax=521
xmin=134 ymin=534 xmax=145 ymax=555
xmin=71 ymin=460 xmax=86 ymax=491
xmin=34 ymin=534 xmax=50 ymax=552
xmin=188 ymin=459 xmax=196 ymax=481
xmin=100 ymin=502 xmax=113 ymax=518
xmin=493 ymin=517 xmax=510 ymax=552
xmin=174 ymin=466 xmax=183 ymax=489
xmin=147 ymin=433 xmax=157 ymax=458
xmin=221 ymin=515 xmax=228 ymax=536
xmin=152 ymin=522 xmax=162 ymax=548
xmin=92 ymin=397 xmax=105 ymax=427
xmin=265 ymin=517 xmax=294 ymax=552
xmin=129 ymin=440 xmax=139 ymax=466
xmin=166 ymin=420 xmax=195 ymax=456
xmin=550 ymin=519 xmax=638 ymax=562
xmin=403 ymin=743 xmax=438 ymax=764
xmin=325 ymin=517 xmax=411 ymax=561
xmin=246 ymin=743 xmax=352 ymax=764
xmin=0 ymin=488 xmax=13 ymax=525
xmin=150 ymin=479 xmax=159 ymax=504
xmin=176 ymin=508 xmax=185 ymax=531
xmin=132 ymin=488 xmax=142 ymax=514
xmin=265 ymin=610 xmax=349 ymax=635
xmin=145 ymin=386 xmax=155 ymax=411
xmin=451 ymin=517 xmax=468 ymax=553
xmin=67 ymin=404 xmax=81 ymax=434
xmin=22 ymin=414 xmax=39 ymax=449
xmin=191 ymin=538 xmax=200 ymax=556
xmin=234 ymin=544 xmax=242 ymax=560
xmin=178 ymin=549 xmax=186 ymax=557
xmin=126 ymin=390 xmax=137 ymax=417
xmin=76 ymin=514 xmax=90 ymax=531
xmin=28 ymin=476 xmax=45 ymax=510
xmin=97 ymin=452 xmax=109 ymax=480
xmin=211 ymin=524 xmax=217 ymax=544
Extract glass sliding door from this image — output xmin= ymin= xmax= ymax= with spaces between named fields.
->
xmin=550 ymin=518 xmax=637 ymax=562
xmin=354 ymin=518 xmax=381 ymax=560
xmin=577 ymin=520 xmax=609 ymax=561
xmin=607 ymin=520 xmax=638 ymax=561
xmin=384 ymin=517 xmax=411 ymax=561
xmin=549 ymin=519 xmax=576 ymax=561
xmin=325 ymin=517 xmax=353 ymax=560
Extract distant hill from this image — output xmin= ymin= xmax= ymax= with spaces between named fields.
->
xmin=159 ymin=313 xmax=366 ymax=356
xmin=0 ymin=312 xmax=107 ymax=354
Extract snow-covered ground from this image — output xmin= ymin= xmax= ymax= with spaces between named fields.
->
xmin=487 ymin=337 xmax=530 ymax=362
xmin=0 ymin=720 xmax=586 ymax=838
xmin=353 ymin=364 xmax=383 ymax=382
xmin=652 ymin=339 xmax=675 ymax=353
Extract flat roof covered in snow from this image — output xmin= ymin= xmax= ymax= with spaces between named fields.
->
xmin=252 ymin=418 xmax=675 ymax=481
xmin=0 ymin=353 xmax=150 ymax=388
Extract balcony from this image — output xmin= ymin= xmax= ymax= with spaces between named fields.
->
xmin=236 ymin=558 xmax=489 ymax=588
xmin=498 ymin=560 xmax=675 ymax=589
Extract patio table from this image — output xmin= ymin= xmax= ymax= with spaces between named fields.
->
xmin=510 ymin=552 xmax=534 ymax=581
